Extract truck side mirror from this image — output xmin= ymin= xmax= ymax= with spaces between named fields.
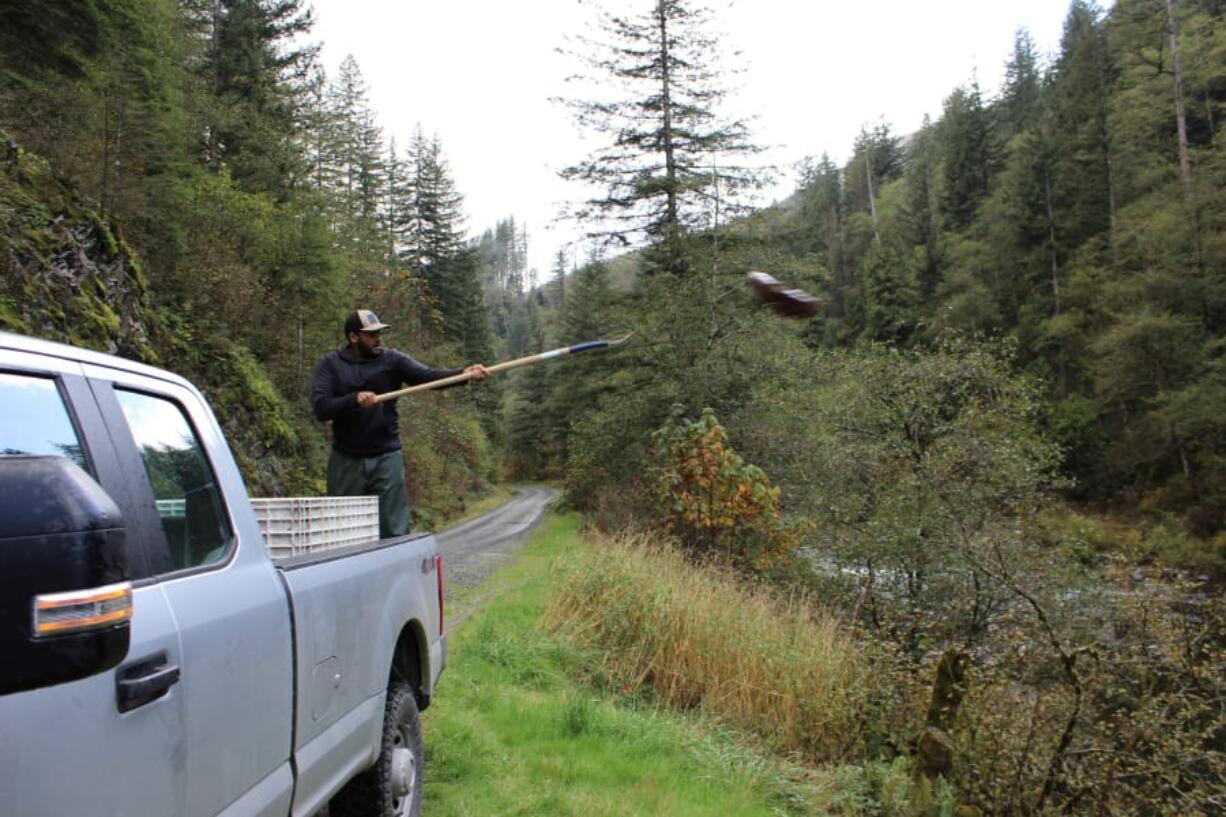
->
xmin=0 ymin=456 xmax=132 ymax=696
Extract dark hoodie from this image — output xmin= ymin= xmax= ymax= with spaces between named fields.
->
xmin=311 ymin=346 xmax=461 ymax=457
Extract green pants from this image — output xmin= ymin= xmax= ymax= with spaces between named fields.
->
xmin=326 ymin=449 xmax=411 ymax=539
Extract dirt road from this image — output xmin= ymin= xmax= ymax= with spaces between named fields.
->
xmin=435 ymin=486 xmax=557 ymax=601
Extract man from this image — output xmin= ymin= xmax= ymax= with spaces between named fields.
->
xmin=312 ymin=308 xmax=490 ymax=538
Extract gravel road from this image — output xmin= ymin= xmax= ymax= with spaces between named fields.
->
xmin=435 ymin=486 xmax=557 ymax=601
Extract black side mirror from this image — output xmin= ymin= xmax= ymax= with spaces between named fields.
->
xmin=0 ymin=456 xmax=131 ymax=696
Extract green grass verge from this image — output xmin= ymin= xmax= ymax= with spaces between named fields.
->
xmin=422 ymin=513 xmax=830 ymax=816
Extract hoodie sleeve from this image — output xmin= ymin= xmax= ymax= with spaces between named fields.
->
xmin=392 ymin=350 xmax=463 ymax=387
xmin=311 ymin=354 xmax=358 ymax=420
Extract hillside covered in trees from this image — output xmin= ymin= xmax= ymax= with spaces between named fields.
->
xmin=2 ymin=0 xmax=1223 ymax=813
xmin=514 ymin=0 xmax=1226 ymax=550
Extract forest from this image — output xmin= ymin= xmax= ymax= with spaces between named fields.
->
xmin=0 ymin=0 xmax=1222 ymax=814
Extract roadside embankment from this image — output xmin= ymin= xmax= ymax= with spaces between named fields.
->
xmin=422 ymin=513 xmax=964 ymax=817
xmin=423 ymin=513 xmax=861 ymax=816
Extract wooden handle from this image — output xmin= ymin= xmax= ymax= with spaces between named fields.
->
xmin=371 ymin=334 xmax=631 ymax=404
xmin=372 ymin=352 xmax=551 ymax=403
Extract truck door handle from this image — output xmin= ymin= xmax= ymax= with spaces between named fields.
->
xmin=116 ymin=651 xmax=180 ymax=713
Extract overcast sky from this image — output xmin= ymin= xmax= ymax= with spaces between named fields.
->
xmin=307 ymin=0 xmax=1082 ymax=279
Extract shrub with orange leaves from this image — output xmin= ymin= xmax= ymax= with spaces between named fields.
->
xmin=649 ymin=406 xmax=807 ymax=571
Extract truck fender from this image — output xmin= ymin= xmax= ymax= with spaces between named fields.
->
xmin=372 ymin=558 xmax=432 ymax=706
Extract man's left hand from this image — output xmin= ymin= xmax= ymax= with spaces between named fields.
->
xmin=465 ymin=364 xmax=491 ymax=381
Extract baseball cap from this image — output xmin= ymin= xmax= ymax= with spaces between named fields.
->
xmin=345 ymin=309 xmax=391 ymax=335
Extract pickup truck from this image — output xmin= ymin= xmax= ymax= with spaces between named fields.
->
xmin=0 ymin=331 xmax=446 ymax=817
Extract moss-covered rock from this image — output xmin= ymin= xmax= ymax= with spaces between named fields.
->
xmin=162 ymin=333 xmax=326 ymax=497
xmin=1 ymin=130 xmax=158 ymax=361
xmin=1 ymin=132 xmax=324 ymax=495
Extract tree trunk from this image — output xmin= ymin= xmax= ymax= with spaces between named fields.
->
xmin=865 ymin=154 xmax=880 ymax=242
xmin=656 ymin=1 xmax=678 ymax=230
xmin=917 ymin=649 xmax=970 ymax=779
xmin=209 ymin=0 xmax=223 ymax=172
xmin=1166 ymin=0 xmax=1194 ymax=205
xmin=1043 ymin=169 xmax=1061 ymax=317
xmin=100 ymin=85 xmax=112 ymax=214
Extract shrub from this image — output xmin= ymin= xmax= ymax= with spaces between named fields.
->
xmin=649 ymin=406 xmax=808 ymax=572
xmin=400 ymin=396 xmax=493 ymax=527
xmin=952 ymin=580 xmax=1225 ymax=816
xmin=735 ymin=341 xmax=1067 ymax=656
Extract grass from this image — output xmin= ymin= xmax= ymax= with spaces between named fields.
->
xmin=543 ymin=531 xmax=886 ymax=763
xmin=421 ymin=514 xmax=841 ymax=816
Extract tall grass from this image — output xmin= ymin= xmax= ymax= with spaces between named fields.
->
xmin=424 ymin=514 xmax=837 ymax=817
xmin=544 ymin=531 xmax=889 ymax=762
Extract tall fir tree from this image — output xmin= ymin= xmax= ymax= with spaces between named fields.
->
xmin=939 ymin=79 xmax=999 ymax=231
xmin=325 ymin=55 xmax=384 ymax=221
xmin=901 ymin=117 xmax=943 ymax=299
xmin=1001 ymin=28 xmax=1044 ymax=138
xmin=845 ymin=121 xmax=904 ymax=241
xmin=1049 ymin=0 xmax=1116 ymax=248
xmin=559 ymin=0 xmax=764 ymax=274
xmin=182 ymin=0 xmax=318 ymax=197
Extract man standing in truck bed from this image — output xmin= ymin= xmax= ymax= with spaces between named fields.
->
xmin=312 ymin=309 xmax=490 ymax=538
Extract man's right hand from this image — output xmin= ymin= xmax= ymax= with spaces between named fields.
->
xmin=356 ymin=391 xmax=378 ymax=409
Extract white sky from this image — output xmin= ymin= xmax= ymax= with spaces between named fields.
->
xmin=307 ymin=0 xmax=1080 ymax=279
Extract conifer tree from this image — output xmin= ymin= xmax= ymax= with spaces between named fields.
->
xmin=845 ymin=122 xmax=904 ymax=241
xmin=863 ymin=243 xmax=921 ymax=344
xmin=1001 ymin=28 xmax=1043 ymax=138
xmin=795 ymin=154 xmax=844 ymax=258
xmin=381 ymin=138 xmax=404 ymax=249
xmin=391 ymin=127 xmax=491 ymax=353
xmin=791 ymin=153 xmax=848 ymax=348
xmin=182 ymin=0 xmax=318 ymax=196
xmin=901 ymin=118 xmax=943 ymax=299
xmin=559 ymin=0 xmax=763 ymax=274
xmin=505 ymin=298 xmax=554 ymax=474
xmin=300 ymin=62 xmax=336 ymax=191
xmin=1048 ymin=0 xmax=1116 ymax=245
xmin=547 ymin=257 xmax=620 ymax=466
xmin=326 ymin=55 xmax=384 ymax=220
xmin=550 ymin=249 xmax=568 ymax=321
xmin=939 ymin=80 xmax=999 ymax=230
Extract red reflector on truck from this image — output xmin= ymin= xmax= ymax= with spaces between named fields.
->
xmin=436 ymin=554 xmax=444 ymax=637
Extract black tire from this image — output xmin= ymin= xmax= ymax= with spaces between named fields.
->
xmin=330 ymin=682 xmax=424 ymax=817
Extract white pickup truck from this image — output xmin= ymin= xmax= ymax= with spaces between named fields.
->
xmin=0 ymin=331 xmax=446 ymax=817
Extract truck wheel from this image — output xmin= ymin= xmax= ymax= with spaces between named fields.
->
xmin=330 ymin=682 xmax=423 ymax=817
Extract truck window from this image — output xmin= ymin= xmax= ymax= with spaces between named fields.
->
xmin=0 ymin=372 xmax=88 ymax=472
xmin=114 ymin=389 xmax=233 ymax=572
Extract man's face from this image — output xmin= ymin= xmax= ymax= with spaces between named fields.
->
xmin=350 ymin=329 xmax=383 ymax=359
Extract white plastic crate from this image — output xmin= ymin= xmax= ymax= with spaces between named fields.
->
xmin=249 ymin=496 xmax=379 ymax=560
xmin=155 ymin=498 xmax=185 ymax=519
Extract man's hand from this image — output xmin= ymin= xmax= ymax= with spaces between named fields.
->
xmin=465 ymin=364 xmax=491 ymax=382
xmin=356 ymin=390 xmax=378 ymax=409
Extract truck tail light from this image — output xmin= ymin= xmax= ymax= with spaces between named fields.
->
xmin=435 ymin=554 xmax=445 ymax=637
xmin=33 ymin=582 xmax=133 ymax=637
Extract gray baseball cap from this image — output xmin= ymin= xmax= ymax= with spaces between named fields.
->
xmin=345 ymin=309 xmax=391 ymax=334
